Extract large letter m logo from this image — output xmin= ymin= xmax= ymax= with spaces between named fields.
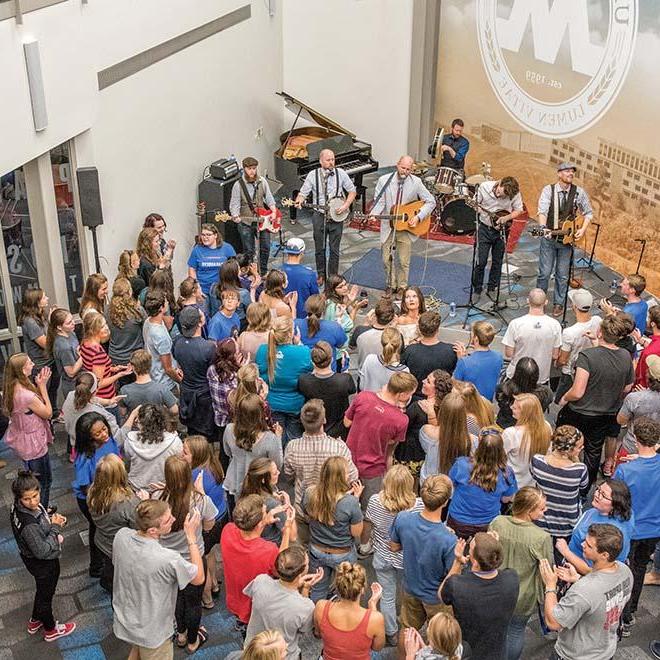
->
xmin=496 ymin=0 xmax=605 ymax=77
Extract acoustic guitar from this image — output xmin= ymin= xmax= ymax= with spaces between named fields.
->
xmin=528 ymin=216 xmax=586 ymax=245
xmin=213 ymin=207 xmax=282 ymax=233
xmin=353 ymin=200 xmax=430 ymax=237
xmin=281 ymin=197 xmax=350 ymax=223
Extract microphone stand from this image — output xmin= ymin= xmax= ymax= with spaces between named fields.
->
xmin=635 ymin=238 xmax=647 ymax=274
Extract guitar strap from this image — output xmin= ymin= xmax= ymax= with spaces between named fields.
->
xmin=238 ymin=176 xmax=258 ymax=215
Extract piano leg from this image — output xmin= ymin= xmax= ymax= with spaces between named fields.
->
xmin=353 ymin=174 xmax=367 ymax=214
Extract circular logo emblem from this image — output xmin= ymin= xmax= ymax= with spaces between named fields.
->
xmin=476 ymin=0 xmax=638 ymax=138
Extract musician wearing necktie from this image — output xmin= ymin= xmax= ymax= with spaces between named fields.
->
xmin=294 ymin=149 xmax=356 ymax=286
xmin=536 ymin=162 xmax=593 ymax=317
xmin=369 ymin=155 xmax=436 ymax=296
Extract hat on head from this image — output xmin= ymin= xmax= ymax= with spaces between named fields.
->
xmin=568 ymin=288 xmax=593 ymax=312
xmin=557 ymin=162 xmax=577 ymax=172
xmin=285 ymin=237 xmax=305 ymax=255
xmin=179 ymin=306 xmax=202 ymax=337
xmin=646 ymin=355 xmax=660 ymax=381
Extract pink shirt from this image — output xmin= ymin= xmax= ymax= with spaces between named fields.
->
xmin=345 ymin=391 xmax=408 ymax=479
xmin=5 ymin=386 xmax=52 ymax=461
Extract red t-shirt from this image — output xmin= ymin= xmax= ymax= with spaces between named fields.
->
xmin=635 ymin=335 xmax=660 ymax=387
xmin=345 ymin=391 xmax=408 ymax=479
xmin=220 ymin=522 xmax=279 ymax=623
xmin=80 ymin=341 xmax=116 ymax=399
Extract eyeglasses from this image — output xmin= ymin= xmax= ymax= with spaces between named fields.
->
xmin=595 ymin=487 xmax=612 ymax=501
xmin=200 ymin=232 xmax=215 ymax=238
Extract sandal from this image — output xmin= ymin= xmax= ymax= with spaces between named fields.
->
xmin=187 ymin=627 xmax=208 ymax=654
xmin=173 ymin=631 xmax=187 ymax=648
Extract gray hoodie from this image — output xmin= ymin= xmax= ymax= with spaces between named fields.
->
xmin=123 ymin=431 xmax=183 ymax=489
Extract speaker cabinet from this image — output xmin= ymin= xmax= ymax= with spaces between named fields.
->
xmin=76 ymin=167 xmax=104 ymax=228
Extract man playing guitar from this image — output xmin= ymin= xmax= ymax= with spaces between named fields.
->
xmin=369 ymin=155 xmax=436 ymax=296
xmin=230 ymin=156 xmax=279 ymax=275
xmin=536 ymin=162 xmax=593 ymax=317
xmin=294 ymin=149 xmax=356 ymax=286
xmin=472 ymin=176 xmax=524 ymax=303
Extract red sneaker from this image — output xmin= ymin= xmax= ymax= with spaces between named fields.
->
xmin=27 ymin=619 xmax=42 ymax=634
xmin=43 ymin=621 xmax=76 ymax=642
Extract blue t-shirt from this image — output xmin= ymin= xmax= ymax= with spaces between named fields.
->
xmin=294 ymin=318 xmax=346 ymax=371
xmin=453 ymin=349 xmax=503 ymax=401
xmin=623 ymin=300 xmax=648 ymax=333
xmin=255 ymin=343 xmax=312 ymax=413
xmin=568 ymin=507 xmax=634 ymax=564
xmin=448 ymin=456 xmax=518 ymax=525
xmin=187 ymin=243 xmax=236 ymax=295
xmin=614 ymin=454 xmax=660 ymax=540
xmin=283 ymin=263 xmax=319 ymax=318
xmin=390 ymin=510 xmax=456 ymax=604
xmin=72 ymin=438 xmax=121 ymax=499
xmin=192 ymin=466 xmax=227 ymax=519
xmin=207 ymin=310 xmax=240 ymax=341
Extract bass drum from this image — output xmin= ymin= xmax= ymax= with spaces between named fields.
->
xmin=439 ymin=198 xmax=477 ymax=235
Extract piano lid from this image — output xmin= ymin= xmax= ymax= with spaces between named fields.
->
xmin=277 ymin=91 xmax=356 ymax=139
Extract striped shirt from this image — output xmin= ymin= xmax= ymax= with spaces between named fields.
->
xmin=283 ymin=433 xmax=359 ymax=518
xmin=366 ymin=495 xmax=424 ymax=570
xmin=80 ymin=341 xmax=115 ymax=400
xmin=530 ymin=454 xmax=589 ymax=537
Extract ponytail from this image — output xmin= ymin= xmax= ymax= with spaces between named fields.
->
xmin=381 ymin=326 xmax=403 ymax=365
xmin=73 ymin=371 xmax=96 ymax=411
xmin=266 ymin=316 xmax=294 ymax=383
xmin=304 ymin=294 xmax=326 ymax=339
xmin=266 ymin=329 xmax=277 ymax=383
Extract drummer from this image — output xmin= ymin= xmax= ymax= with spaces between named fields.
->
xmin=472 ymin=177 xmax=524 ymax=303
xmin=439 ymin=118 xmax=469 ymax=172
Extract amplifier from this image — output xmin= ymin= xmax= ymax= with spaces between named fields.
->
xmin=210 ymin=157 xmax=239 ymax=180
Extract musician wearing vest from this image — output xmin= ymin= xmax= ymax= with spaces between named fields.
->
xmin=472 ymin=177 xmax=524 ymax=303
xmin=294 ymin=149 xmax=357 ymax=286
xmin=370 ymin=156 xmax=436 ymax=296
xmin=440 ymin=118 xmax=470 ymax=171
xmin=536 ymin=162 xmax=593 ymax=317
xmin=230 ymin=156 xmax=278 ymax=275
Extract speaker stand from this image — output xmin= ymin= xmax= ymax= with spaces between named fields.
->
xmin=88 ymin=225 xmax=101 ymax=273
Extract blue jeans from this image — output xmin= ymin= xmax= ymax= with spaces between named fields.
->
xmin=506 ymin=612 xmax=531 ymax=660
xmin=537 ymin=238 xmax=572 ymax=306
xmin=271 ymin=411 xmax=303 ymax=448
xmin=236 ymin=222 xmax=271 ymax=275
xmin=372 ymin=553 xmax=401 ymax=636
xmin=308 ymin=543 xmax=357 ymax=603
xmin=23 ymin=452 xmax=52 ymax=509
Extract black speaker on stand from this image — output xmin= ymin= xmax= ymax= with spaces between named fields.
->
xmin=197 ymin=174 xmax=242 ymax=253
xmin=76 ymin=167 xmax=104 ymax=273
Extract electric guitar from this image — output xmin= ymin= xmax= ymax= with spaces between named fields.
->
xmin=529 ymin=216 xmax=586 ymax=245
xmin=353 ymin=200 xmax=430 ymax=237
xmin=281 ymin=197 xmax=350 ymax=223
xmin=213 ymin=207 xmax=282 ymax=233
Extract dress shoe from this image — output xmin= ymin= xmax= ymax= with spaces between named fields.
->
xmin=552 ymin=304 xmax=563 ymax=317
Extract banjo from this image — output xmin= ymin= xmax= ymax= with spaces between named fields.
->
xmin=281 ymin=197 xmax=350 ymax=223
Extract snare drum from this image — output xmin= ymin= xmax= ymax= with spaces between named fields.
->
xmin=434 ymin=167 xmax=462 ymax=194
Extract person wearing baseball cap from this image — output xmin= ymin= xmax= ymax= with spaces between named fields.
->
xmin=555 ymin=289 xmax=602 ymax=403
xmin=283 ymin=238 xmax=319 ymax=318
xmin=536 ymin=162 xmax=594 ymax=317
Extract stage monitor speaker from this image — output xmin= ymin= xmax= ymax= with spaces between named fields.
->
xmin=77 ymin=167 xmax=104 ymax=228
xmin=197 ymin=175 xmax=242 ymax=252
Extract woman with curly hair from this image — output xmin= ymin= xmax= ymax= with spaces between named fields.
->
xmin=122 ymin=404 xmax=183 ymax=489
xmin=108 ymin=278 xmax=146 ymax=370
xmin=446 ymin=428 xmax=518 ymax=538
xmin=143 ymin=212 xmax=176 ymax=264
xmin=116 ymin=249 xmax=146 ymax=298
xmin=153 ymin=455 xmax=217 ymax=653
xmin=207 ymin=338 xmax=241 ymax=444
xmin=136 ymin=226 xmax=163 ymax=287
xmin=222 ymin=394 xmax=283 ymax=514
xmin=79 ymin=273 xmax=109 ymax=319
xmin=259 ymin=269 xmax=296 ymax=319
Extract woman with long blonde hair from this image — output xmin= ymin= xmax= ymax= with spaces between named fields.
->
xmin=79 ymin=273 xmax=109 ymax=318
xmin=255 ymin=315 xmax=312 ymax=444
xmin=136 ymin=226 xmax=162 ymax=286
xmin=116 ymin=249 xmax=145 ymax=298
xmin=419 ymin=391 xmax=473 ymax=484
xmin=359 ymin=326 xmax=409 ymax=393
xmin=453 ymin=379 xmax=495 ymax=434
xmin=2 ymin=353 xmax=53 ymax=508
xmin=362 ymin=464 xmax=423 ymax=644
xmin=304 ymin=456 xmax=364 ymax=602
xmin=154 ymin=455 xmax=217 ymax=653
xmin=502 ymin=393 xmax=552 ymax=487
xmin=87 ymin=453 xmax=144 ymax=593
xmin=447 ymin=428 xmax=518 ymax=538
xmin=108 ymin=277 xmax=146 ymax=369
xmin=238 ymin=302 xmax=271 ymax=361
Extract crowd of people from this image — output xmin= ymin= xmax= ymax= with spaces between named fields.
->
xmin=3 ymin=210 xmax=660 ymax=660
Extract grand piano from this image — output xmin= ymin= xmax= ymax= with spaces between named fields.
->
xmin=273 ymin=91 xmax=378 ymax=210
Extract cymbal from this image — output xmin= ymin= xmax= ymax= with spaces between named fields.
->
xmin=465 ymin=174 xmax=487 ymax=185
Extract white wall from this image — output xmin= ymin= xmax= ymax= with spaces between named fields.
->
xmin=281 ymin=0 xmax=414 ymax=167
